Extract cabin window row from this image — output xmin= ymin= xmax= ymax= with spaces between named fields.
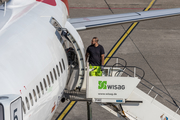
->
xmin=22 ymin=59 xmax=65 ymax=114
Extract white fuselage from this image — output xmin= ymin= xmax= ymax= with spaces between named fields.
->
xmin=0 ymin=0 xmax=81 ymax=119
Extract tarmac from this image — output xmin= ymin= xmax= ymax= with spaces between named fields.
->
xmin=52 ymin=0 xmax=180 ymax=119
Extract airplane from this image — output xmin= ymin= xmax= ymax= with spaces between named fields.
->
xmin=0 ymin=0 xmax=180 ymax=120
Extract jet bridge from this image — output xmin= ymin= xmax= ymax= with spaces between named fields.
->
xmin=64 ymin=57 xmax=180 ymax=120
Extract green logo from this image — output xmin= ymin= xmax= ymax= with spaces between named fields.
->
xmin=98 ymin=81 xmax=107 ymax=89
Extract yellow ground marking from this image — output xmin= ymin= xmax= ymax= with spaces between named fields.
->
xmin=57 ymin=101 xmax=76 ymax=120
xmin=104 ymin=0 xmax=156 ymax=65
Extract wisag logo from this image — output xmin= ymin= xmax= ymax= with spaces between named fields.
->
xmin=98 ymin=81 xmax=107 ymax=89
xmin=98 ymin=81 xmax=125 ymax=90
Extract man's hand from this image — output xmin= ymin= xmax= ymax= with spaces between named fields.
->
xmin=101 ymin=65 xmax=104 ymax=71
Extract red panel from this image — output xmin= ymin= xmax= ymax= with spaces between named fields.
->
xmin=61 ymin=0 xmax=69 ymax=15
xmin=36 ymin=0 xmax=57 ymax=6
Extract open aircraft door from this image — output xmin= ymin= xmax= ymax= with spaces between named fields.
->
xmin=50 ymin=17 xmax=86 ymax=91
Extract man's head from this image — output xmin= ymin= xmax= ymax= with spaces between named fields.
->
xmin=91 ymin=37 xmax=99 ymax=46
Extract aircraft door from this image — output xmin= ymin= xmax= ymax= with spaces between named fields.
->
xmin=50 ymin=17 xmax=86 ymax=91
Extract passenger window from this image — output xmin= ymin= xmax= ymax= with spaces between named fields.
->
xmin=43 ymin=79 xmax=47 ymax=91
xmin=22 ymin=101 xmax=26 ymax=114
xmin=33 ymin=89 xmax=37 ymax=102
xmin=47 ymin=75 xmax=51 ymax=86
xmin=56 ymin=65 xmax=60 ymax=77
xmin=50 ymin=72 xmax=54 ymax=83
xmin=62 ymin=59 xmax=65 ymax=70
xmin=59 ymin=62 xmax=63 ymax=73
xmin=25 ymin=97 xmax=30 ymax=110
xmin=40 ymin=82 xmax=44 ymax=94
xmin=29 ymin=93 xmax=33 ymax=106
xmin=53 ymin=68 xmax=57 ymax=80
xmin=36 ymin=85 xmax=41 ymax=98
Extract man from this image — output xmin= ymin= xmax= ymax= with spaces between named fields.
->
xmin=86 ymin=37 xmax=105 ymax=76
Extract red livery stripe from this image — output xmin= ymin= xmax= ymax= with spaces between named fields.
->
xmin=36 ymin=0 xmax=57 ymax=6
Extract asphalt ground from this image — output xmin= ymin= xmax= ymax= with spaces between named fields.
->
xmin=52 ymin=0 xmax=180 ymax=120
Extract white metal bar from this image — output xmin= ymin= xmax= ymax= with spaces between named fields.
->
xmin=116 ymin=58 xmax=118 ymax=67
xmin=151 ymin=94 xmax=158 ymax=103
xmin=148 ymin=86 xmax=154 ymax=95
xmin=4 ymin=1 xmax=6 ymax=16
xmin=175 ymin=106 xmax=180 ymax=113
xmin=134 ymin=67 xmax=136 ymax=77
xmin=154 ymin=94 xmax=158 ymax=99
xmin=86 ymin=62 xmax=90 ymax=98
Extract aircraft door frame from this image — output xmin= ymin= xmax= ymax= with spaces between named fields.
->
xmin=0 ymin=103 xmax=4 ymax=120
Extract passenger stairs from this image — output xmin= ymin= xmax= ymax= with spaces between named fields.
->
xmin=64 ymin=57 xmax=180 ymax=120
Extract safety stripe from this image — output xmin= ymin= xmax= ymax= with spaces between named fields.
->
xmin=145 ymin=0 xmax=156 ymax=11
xmin=104 ymin=0 xmax=157 ymax=65
xmin=56 ymin=101 xmax=77 ymax=120
xmin=104 ymin=22 xmax=138 ymax=65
